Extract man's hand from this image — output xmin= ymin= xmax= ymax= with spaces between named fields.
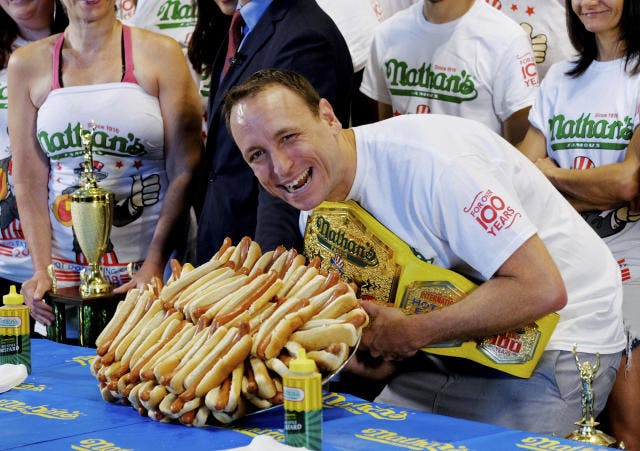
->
xmin=112 ymin=259 xmax=163 ymax=294
xmin=360 ymin=301 xmax=421 ymax=361
xmin=346 ymin=349 xmax=397 ymax=381
xmin=20 ymin=269 xmax=54 ymax=325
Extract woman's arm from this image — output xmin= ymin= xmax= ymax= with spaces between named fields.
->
xmin=115 ymin=31 xmax=202 ymax=292
xmin=518 ymin=125 xmax=640 ymax=211
xmin=536 ymin=129 xmax=640 ymax=211
xmin=7 ymin=45 xmax=55 ymax=324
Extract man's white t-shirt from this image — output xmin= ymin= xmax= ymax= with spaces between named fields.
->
xmin=361 ymin=0 xmax=538 ymax=134
xmin=345 ymin=114 xmax=625 ymax=354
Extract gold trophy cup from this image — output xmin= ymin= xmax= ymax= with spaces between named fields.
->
xmin=70 ymin=122 xmax=115 ymax=298
xmin=566 ymin=344 xmax=618 ymax=447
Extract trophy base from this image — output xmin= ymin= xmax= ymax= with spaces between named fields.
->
xmin=44 ymin=287 xmax=124 ymax=348
xmin=79 ymin=269 xmax=112 ymax=299
xmin=566 ymin=420 xmax=617 ymax=447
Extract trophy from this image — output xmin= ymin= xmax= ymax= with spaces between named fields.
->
xmin=566 ymin=344 xmax=618 ymax=447
xmin=70 ymin=121 xmax=115 ymax=298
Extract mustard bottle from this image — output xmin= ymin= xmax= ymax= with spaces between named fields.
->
xmin=0 ymin=285 xmax=31 ymax=373
xmin=283 ymin=349 xmax=322 ymax=450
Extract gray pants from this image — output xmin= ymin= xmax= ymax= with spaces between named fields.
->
xmin=375 ymin=350 xmax=621 ymax=436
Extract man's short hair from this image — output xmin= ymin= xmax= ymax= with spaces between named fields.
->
xmin=223 ymin=69 xmax=322 ymax=131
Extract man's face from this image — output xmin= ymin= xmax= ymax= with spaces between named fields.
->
xmin=213 ymin=0 xmax=238 ymax=16
xmin=229 ymin=85 xmax=346 ymax=211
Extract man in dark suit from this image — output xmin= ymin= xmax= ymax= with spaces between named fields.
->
xmin=196 ymin=0 xmax=353 ymax=264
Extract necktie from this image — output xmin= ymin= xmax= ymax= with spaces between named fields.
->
xmin=221 ymin=9 xmax=245 ymax=80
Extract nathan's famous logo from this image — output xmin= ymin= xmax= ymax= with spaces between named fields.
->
xmin=315 ymin=216 xmax=378 ymax=267
xmin=71 ymin=438 xmax=132 ymax=451
xmin=156 ymin=0 xmax=197 ymax=29
xmin=516 ymin=435 xmax=612 ymax=451
xmin=385 ymin=59 xmax=478 ymax=103
xmin=0 ymin=399 xmax=80 ymax=419
xmin=548 ymin=113 xmax=633 ymax=151
xmin=37 ymin=122 xmax=147 ymax=160
xmin=0 ymin=82 xmax=7 ymax=109
xmin=324 ymin=393 xmax=407 ymax=420
xmin=464 ymin=189 xmax=522 ymax=236
xmin=66 ymin=355 xmax=98 ymax=366
xmin=356 ymin=428 xmax=470 ymax=451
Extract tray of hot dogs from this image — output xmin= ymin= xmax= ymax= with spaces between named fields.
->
xmin=90 ymin=237 xmax=369 ymax=426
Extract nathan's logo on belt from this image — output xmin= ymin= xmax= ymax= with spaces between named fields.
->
xmin=548 ymin=113 xmax=633 ymax=151
xmin=37 ymin=122 xmax=147 ymax=160
xmin=385 ymin=59 xmax=478 ymax=104
xmin=314 ymin=216 xmax=378 ymax=267
xmin=156 ymin=0 xmax=197 ymax=29
xmin=464 ymin=189 xmax=521 ymax=236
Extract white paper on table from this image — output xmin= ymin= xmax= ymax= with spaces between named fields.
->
xmin=223 ymin=435 xmax=312 ymax=451
xmin=0 ymin=364 xmax=28 ymax=393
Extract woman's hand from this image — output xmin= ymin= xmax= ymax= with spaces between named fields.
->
xmin=20 ymin=269 xmax=54 ymax=325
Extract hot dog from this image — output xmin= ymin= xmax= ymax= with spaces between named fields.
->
xmin=95 ymin=288 xmax=140 ymax=352
xmin=205 ymin=363 xmax=244 ymax=415
xmin=307 ymin=342 xmax=350 ymax=372
xmin=290 ymin=322 xmax=359 ymax=350
xmin=159 ymin=237 xmax=235 ymax=307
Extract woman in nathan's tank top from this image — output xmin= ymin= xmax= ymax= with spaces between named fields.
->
xmin=0 ymin=0 xmax=67 ymax=298
xmin=6 ymin=0 xmax=202 ymax=328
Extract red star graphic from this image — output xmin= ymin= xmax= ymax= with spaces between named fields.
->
xmin=56 ymin=162 xmax=62 ymax=170
xmin=115 ymin=161 xmax=123 ymax=168
xmin=526 ymin=6 xmax=534 ymax=15
xmin=511 ymin=3 xmax=518 ymax=11
xmin=56 ymin=177 xmax=62 ymax=183
xmin=133 ymin=160 xmax=143 ymax=169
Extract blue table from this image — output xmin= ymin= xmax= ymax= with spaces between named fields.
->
xmin=0 ymin=340 xmax=611 ymax=451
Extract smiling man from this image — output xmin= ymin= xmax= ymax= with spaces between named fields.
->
xmin=223 ymin=69 xmax=625 ymax=437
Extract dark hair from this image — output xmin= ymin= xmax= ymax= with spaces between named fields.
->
xmin=565 ymin=0 xmax=640 ymax=77
xmin=187 ymin=0 xmax=231 ymax=77
xmin=222 ymin=69 xmax=322 ymax=130
xmin=0 ymin=0 xmax=68 ymax=69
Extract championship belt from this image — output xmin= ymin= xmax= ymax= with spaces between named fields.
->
xmin=303 ymin=200 xmax=559 ymax=378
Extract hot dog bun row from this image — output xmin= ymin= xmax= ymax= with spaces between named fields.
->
xmin=91 ymin=237 xmax=368 ymax=426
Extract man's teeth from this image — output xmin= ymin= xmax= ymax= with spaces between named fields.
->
xmin=284 ymin=168 xmax=311 ymax=193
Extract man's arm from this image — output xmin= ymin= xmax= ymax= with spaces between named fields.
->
xmin=377 ymin=101 xmax=393 ymax=121
xmin=360 ymin=234 xmax=567 ymax=360
xmin=503 ymin=107 xmax=532 ymax=146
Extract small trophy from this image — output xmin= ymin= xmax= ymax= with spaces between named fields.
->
xmin=70 ymin=121 xmax=115 ymax=298
xmin=566 ymin=344 xmax=617 ymax=447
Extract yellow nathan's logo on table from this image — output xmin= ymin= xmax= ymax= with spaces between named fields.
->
xmin=71 ymin=438 xmax=132 ymax=451
xmin=516 ymin=436 xmax=613 ymax=451
xmin=0 ymin=399 xmax=80 ymax=419
xmin=66 ymin=355 xmax=97 ymax=366
xmin=356 ymin=428 xmax=470 ymax=451
xmin=323 ymin=393 xmax=407 ymax=420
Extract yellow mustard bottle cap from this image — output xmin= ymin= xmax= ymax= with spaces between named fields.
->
xmin=290 ymin=348 xmax=318 ymax=373
xmin=3 ymin=285 xmax=24 ymax=305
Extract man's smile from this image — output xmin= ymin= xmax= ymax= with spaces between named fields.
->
xmin=281 ymin=167 xmax=312 ymax=193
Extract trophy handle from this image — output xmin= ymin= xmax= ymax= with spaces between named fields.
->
xmin=47 ymin=264 xmax=58 ymax=294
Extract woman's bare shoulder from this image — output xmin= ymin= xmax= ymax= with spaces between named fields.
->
xmin=9 ymin=34 xmax=59 ymax=73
